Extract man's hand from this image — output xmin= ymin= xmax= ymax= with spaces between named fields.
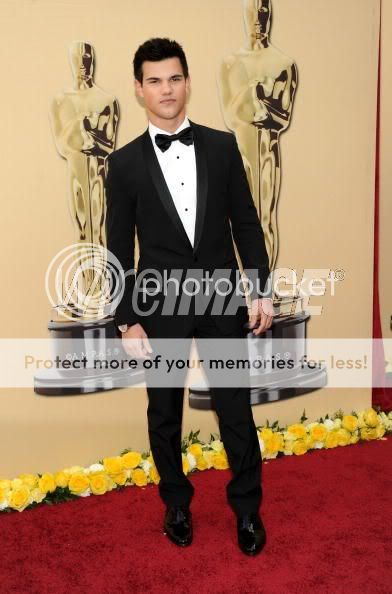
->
xmin=248 ymin=298 xmax=274 ymax=336
xmin=121 ymin=323 xmax=152 ymax=360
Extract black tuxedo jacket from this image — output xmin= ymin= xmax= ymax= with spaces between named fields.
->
xmin=105 ymin=120 xmax=271 ymax=337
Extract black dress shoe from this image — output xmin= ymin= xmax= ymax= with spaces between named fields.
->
xmin=237 ymin=512 xmax=266 ymax=556
xmin=163 ymin=506 xmax=193 ymax=547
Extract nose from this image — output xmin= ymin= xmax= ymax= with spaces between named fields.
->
xmin=161 ymin=80 xmax=173 ymax=95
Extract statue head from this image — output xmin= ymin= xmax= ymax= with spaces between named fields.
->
xmin=242 ymin=0 xmax=271 ymax=44
xmin=69 ymin=41 xmax=94 ymax=81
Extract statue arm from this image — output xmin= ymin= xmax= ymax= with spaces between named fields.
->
xmin=218 ymin=60 xmax=269 ymax=128
xmin=81 ymin=99 xmax=119 ymax=157
xmin=48 ymin=97 xmax=70 ymax=158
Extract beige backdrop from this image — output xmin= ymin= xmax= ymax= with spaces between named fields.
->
xmin=380 ymin=0 xmax=392 ymax=358
xmin=0 ymin=0 xmax=382 ymax=478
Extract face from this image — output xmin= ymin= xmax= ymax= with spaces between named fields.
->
xmin=243 ymin=0 xmax=271 ymax=41
xmin=70 ymin=41 xmax=94 ymax=80
xmin=134 ymin=57 xmax=190 ymax=122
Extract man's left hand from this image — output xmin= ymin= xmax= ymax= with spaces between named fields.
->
xmin=248 ymin=298 xmax=274 ymax=335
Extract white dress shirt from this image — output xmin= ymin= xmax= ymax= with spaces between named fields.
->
xmin=148 ymin=116 xmax=197 ymax=247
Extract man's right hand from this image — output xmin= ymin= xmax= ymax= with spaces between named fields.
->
xmin=121 ymin=323 xmax=152 ymax=360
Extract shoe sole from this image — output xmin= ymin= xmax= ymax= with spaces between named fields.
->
xmin=163 ymin=530 xmax=193 ymax=547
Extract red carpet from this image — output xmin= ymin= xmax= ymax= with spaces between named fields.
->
xmin=2 ymin=437 xmax=392 ymax=594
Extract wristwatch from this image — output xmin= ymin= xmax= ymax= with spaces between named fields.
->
xmin=118 ymin=324 xmax=129 ymax=333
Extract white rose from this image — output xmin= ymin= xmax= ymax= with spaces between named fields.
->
xmin=141 ymin=460 xmax=152 ymax=474
xmin=87 ymin=463 xmax=104 ymax=473
xmin=323 ymin=419 xmax=335 ymax=430
xmin=210 ymin=440 xmax=224 ymax=452
xmin=186 ymin=453 xmax=197 ymax=470
xmin=79 ymin=488 xmax=91 ymax=498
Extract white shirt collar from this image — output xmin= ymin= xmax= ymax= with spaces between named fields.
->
xmin=148 ymin=116 xmax=190 ymax=145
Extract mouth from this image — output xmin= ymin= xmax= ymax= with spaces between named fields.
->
xmin=160 ymin=99 xmax=176 ymax=104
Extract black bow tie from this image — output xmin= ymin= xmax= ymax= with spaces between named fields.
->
xmin=154 ymin=126 xmax=194 ymax=152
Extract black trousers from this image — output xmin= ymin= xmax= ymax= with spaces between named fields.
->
xmin=143 ymin=304 xmax=262 ymax=517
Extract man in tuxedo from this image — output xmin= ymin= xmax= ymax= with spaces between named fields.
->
xmin=105 ymin=38 xmax=274 ymax=556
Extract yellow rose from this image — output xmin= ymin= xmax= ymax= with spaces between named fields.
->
xmin=31 ymin=487 xmax=46 ymax=504
xmin=121 ymin=451 xmax=142 ymax=469
xmin=38 ymin=473 xmax=57 ymax=494
xmin=258 ymin=427 xmax=273 ymax=441
xmin=54 ymin=471 xmax=69 ymax=488
xmin=9 ymin=486 xmax=31 ymax=511
xmin=335 ymin=428 xmax=351 ymax=446
xmin=188 ymin=443 xmax=203 ymax=458
xmin=324 ymin=431 xmax=339 ymax=449
xmin=360 ymin=427 xmax=378 ymax=441
xmin=68 ymin=472 xmax=90 ymax=494
xmin=265 ymin=433 xmax=284 ymax=455
xmin=342 ymin=415 xmax=358 ymax=432
xmin=89 ymin=473 xmax=110 ymax=495
xmin=131 ymin=468 xmax=148 ymax=487
xmin=111 ymin=471 xmax=127 ymax=486
xmin=350 ymin=432 xmax=359 ymax=444
xmin=212 ymin=451 xmax=229 ymax=470
xmin=11 ymin=478 xmax=23 ymax=489
xmin=18 ymin=474 xmax=38 ymax=489
xmin=64 ymin=465 xmax=84 ymax=474
xmin=149 ymin=465 xmax=160 ymax=484
xmin=0 ymin=479 xmax=11 ymax=490
xmin=375 ymin=424 xmax=386 ymax=438
xmin=0 ymin=486 xmax=9 ymax=504
xmin=103 ymin=457 xmax=124 ymax=475
xmin=287 ymin=424 xmax=307 ymax=439
xmin=363 ymin=408 xmax=379 ymax=428
xmin=309 ymin=423 xmax=327 ymax=442
xmin=196 ymin=455 xmax=208 ymax=471
xmin=182 ymin=455 xmax=190 ymax=475
xmin=203 ymin=451 xmax=215 ymax=469
xmin=292 ymin=440 xmax=308 ymax=455
xmin=283 ymin=440 xmax=294 ymax=455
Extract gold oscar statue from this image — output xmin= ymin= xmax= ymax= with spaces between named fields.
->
xmin=189 ymin=1 xmax=328 ymax=410
xmin=218 ymin=0 xmax=297 ymax=275
xmin=49 ymin=41 xmax=119 ymax=320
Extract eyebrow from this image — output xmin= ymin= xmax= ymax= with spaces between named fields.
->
xmin=145 ymin=74 xmax=184 ymax=82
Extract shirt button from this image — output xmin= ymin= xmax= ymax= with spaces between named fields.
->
xmin=177 ymin=156 xmax=180 ymax=159
xmin=185 ymin=208 xmax=188 ymax=211
xmin=181 ymin=182 xmax=184 ymax=186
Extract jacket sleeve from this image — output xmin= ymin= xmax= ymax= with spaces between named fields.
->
xmin=105 ymin=153 xmax=140 ymax=328
xmin=227 ymin=134 xmax=272 ymax=300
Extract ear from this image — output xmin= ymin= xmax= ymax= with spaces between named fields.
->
xmin=134 ymin=78 xmax=143 ymax=98
xmin=185 ymin=75 xmax=191 ymax=94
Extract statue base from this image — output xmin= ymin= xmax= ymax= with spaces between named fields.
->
xmin=34 ymin=316 xmax=143 ymax=396
xmin=188 ymin=312 xmax=328 ymax=410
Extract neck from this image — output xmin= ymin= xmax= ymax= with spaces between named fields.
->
xmin=244 ymin=35 xmax=269 ymax=51
xmin=148 ymin=110 xmax=187 ymax=133
xmin=73 ymin=77 xmax=93 ymax=91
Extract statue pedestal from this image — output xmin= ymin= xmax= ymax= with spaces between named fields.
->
xmin=34 ymin=317 xmax=144 ymax=396
xmin=188 ymin=312 xmax=328 ymax=410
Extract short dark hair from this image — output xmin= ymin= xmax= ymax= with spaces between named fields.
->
xmin=133 ymin=37 xmax=189 ymax=83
